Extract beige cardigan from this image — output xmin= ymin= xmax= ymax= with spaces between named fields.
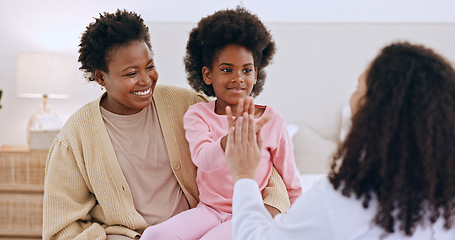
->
xmin=43 ymin=85 xmax=290 ymax=239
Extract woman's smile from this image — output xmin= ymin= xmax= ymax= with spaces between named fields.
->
xmin=132 ymin=88 xmax=152 ymax=96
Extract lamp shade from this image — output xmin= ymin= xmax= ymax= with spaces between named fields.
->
xmin=16 ymin=53 xmax=74 ymax=98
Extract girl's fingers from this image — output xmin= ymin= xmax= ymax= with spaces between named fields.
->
xmin=226 ymin=126 xmax=235 ymax=150
xmin=247 ymin=97 xmax=254 ymax=116
xmin=237 ymin=98 xmax=244 ymax=117
xmin=239 ymin=97 xmax=254 ymax=117
xmin=226 ymin=106 xmax=235 ymax=129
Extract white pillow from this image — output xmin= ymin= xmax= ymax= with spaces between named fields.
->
xmin=286 ymin=123 xmax=299 ymax=150
xmin=291 ymin=123 xmax=337 ymax=174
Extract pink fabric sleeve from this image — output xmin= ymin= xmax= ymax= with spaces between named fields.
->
xmin=183 ymin=104 xmax=227 ymax=173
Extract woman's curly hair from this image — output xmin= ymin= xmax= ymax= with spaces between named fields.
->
xmin=78 ymin=9 xmax=151 ymax=82
xmin=329 ymin=42 xmax=455 ymax=236
xmin=184 ymin=7 xmax=275 ymax=97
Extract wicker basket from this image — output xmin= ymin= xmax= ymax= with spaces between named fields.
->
xmin=0 ymin=148 xmax=48 ymax=239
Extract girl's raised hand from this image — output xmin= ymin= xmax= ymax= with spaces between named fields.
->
xmin=222 ymin=97 xmax=271 ymax=151
xmin=226 ymin=97 xmax=254 ymax=130
xmin=226 ymin=97 xmax=271 ymax=134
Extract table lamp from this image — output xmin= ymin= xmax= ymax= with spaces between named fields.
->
xmin=16 ymin=53 xmax=74 ymax=149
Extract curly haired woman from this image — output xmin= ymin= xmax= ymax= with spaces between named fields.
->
xmin=228 ymin=42 xmax=455 ymax=239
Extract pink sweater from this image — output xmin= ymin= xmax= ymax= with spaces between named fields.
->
xmin=183 ymin=101 xmax=302 ymax=213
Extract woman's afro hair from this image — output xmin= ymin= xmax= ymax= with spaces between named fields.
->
xmin=78 ymin=9 xmax=151 ymax=82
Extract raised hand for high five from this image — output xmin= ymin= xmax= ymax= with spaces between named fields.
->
xmin=226 ymin=97 xmax=254 ymax=129
xmin=225 ymin=112 xmax=264 ymax=182
xmin=220 ymin=97 xmax=271 ymax=151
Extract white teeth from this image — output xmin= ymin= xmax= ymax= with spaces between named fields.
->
xmin=229 ymin=88 xmax=243 ymax=92
xmin=132 ymin=88 xmax=151 ymax=96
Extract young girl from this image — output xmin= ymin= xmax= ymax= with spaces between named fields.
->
xmin=141 ymin=7 xmax=302 ymax=239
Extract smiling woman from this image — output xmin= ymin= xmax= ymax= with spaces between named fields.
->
xmin=42 ymin=10 xmax=209 ymax=239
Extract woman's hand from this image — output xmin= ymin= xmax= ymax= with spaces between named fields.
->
xmin=225 ymin=112 xmax=263 ymax=182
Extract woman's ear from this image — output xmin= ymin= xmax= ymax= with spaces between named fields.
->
xmin=94 ymin=70 xmax=105 ymax=86
xmin=202 ymin=66 xmax=212 ymax=85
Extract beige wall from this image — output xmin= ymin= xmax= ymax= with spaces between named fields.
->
xmin=1 ymin=22 xmax=455 ymax=146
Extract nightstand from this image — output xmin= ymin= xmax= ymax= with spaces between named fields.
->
xmin=0 ymin=146 xmax=48 ymax=240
